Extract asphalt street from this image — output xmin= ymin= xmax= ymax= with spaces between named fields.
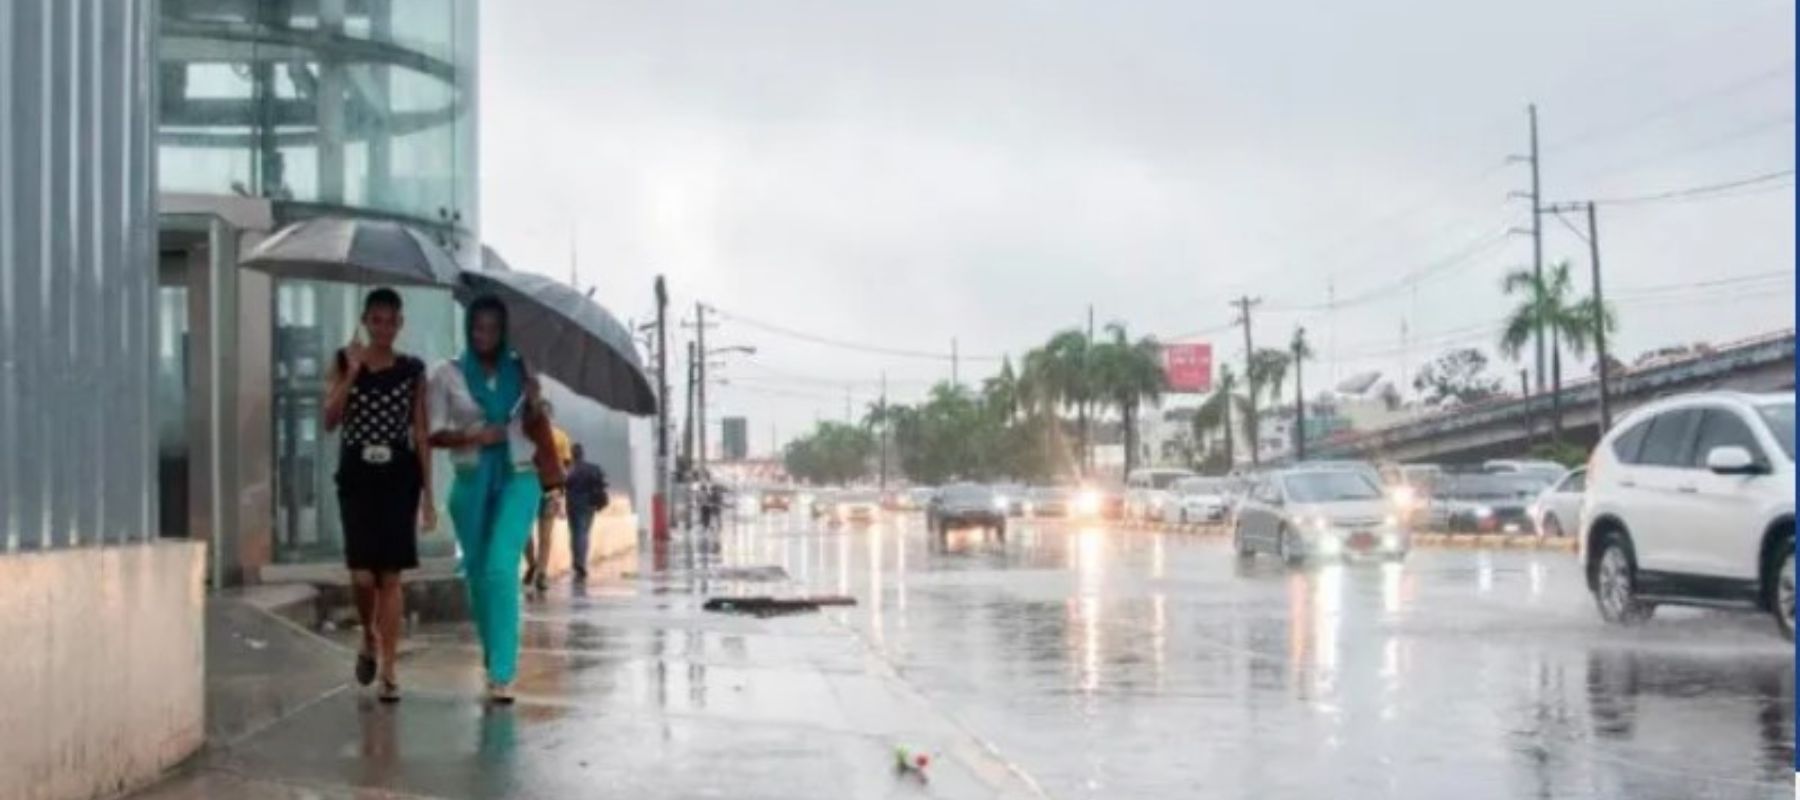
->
xmin=727 ymin=510 xmax=1795 ymax=800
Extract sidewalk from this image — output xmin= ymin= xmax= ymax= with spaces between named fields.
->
xmin=132 ymin=543 xmax=1046 ymax=800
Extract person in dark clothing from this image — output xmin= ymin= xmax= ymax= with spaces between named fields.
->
xmin=322 ymin=288 xmax=433 ymax=703
xmin=562 ymin=444 xmax=609 ymax=581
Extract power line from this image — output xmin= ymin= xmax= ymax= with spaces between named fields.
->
xmin=1543 ymin=61 xmax=1796 ymax=155
xmin=705 ymin=304 xmax=1003 ymax=363
xmin=1589 ymin=168 xmax=1795 ymax=206
xmin=1570 ymin=113 xmax=1796 ymax=186
xmin=1268 ymin=220 xmax=1521 ymax=314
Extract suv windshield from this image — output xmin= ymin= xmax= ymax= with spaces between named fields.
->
xmin=940 ymin=485 xmax=994 ymax=503
xmin=1281 ymin=471 xmax=1384 ymax=503
xmin=1758 ymin=401 xmax=1795 ymax=460
xmin=1174 ymin=478 xmax=1223 ymax=495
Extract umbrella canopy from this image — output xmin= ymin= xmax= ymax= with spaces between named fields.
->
xmin=242 ymin=217 xmax=459 ymax=287
xmin=458 ymin=269 xmax=657 ymax=416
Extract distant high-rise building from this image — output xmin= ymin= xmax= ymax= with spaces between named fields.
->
xmin=722 ymin=417 xmax=749 ymax=461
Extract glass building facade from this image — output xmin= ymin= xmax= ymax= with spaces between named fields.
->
xmin=157 ymin=0 xmax=477 ymax=564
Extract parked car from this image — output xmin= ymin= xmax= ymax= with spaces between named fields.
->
xmin=1124 ymin=468 xmax=1196 ymax=521
xmin=829 ymin=491 xmax=882 ymax=525
xmin=1170 ymin=476 xmax=1230 ymax=524
xmin=927 ymin=483 xmax=1008 ymax=544
xmin=991 ymin=483 xmax=1028 ymax=517
xmin=1483 ymin=459 xmax=1568 ymax=485
xmin=1580 ymin=391 xmax=1795 ymax=640
xmin=805 ymin=489 xmax=839 ymax=518
xmin=1529 ymin=468 xmax=1585 ymax=538
xmin=1428 ymin=473 xmax=1540 ymax=533
xmin=903 ymin=487 xmax=935 ymax=511
xmin=759 ymin=486 xmax=795 ymax=513
xmin=1233 ymin=468 xmax=1409 ymax=563
xmin=1024 ymin=486 xmax=1071 ymax=517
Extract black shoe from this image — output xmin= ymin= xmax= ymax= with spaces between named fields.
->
xmin=355 ymin=651 xmax=377 ymax=687
xmin=378 ymin=679 xmax=402 ymax=704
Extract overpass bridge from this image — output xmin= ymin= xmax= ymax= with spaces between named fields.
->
xmin=1313 ymin=330 xmax=1795 ymax=464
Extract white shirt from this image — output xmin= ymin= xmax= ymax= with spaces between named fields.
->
xmin=426 ymin=359 xmax=535 ymax=468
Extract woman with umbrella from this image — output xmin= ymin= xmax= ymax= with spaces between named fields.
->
xmin=425 ymin=295 xmax=546 ymax=703
xmin=322 ymin=288 xmax=433 ymax=703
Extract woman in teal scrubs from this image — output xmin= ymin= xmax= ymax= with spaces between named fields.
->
xmin=426 ymin=295 xmax=543 ymax=703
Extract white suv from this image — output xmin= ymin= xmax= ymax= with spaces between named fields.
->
xmin=1581 ymin=391 xmax=1795 ymax=639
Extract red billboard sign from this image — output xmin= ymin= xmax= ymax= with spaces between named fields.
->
xmin=1162 ymin=343 xmax=1212 ymax=393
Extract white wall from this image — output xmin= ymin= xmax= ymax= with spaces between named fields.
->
xmin=0 ymin=541 xmax=207 ymax=800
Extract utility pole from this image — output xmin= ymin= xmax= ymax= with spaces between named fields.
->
xmin=951 ymin=337 xmax=960 ymax=387
xmin=1527 ymin=104 xmax=1546 ymax=394
xmin=1292 ymin=327 xmax=1307 ymax=462
xmin=1587 ymin=201 xmax=1611 ymax=433
xmin=878 ymin=372 xmax=889 ymax=491
xmin=1545 ymin=200 xmax=1613 ymax=434
xmin=1231 ymin=296 xmax=1262 ymax=467
xmin=694 ymin=302 xmax=710 ymax=475
xmin=684 ymin=341 xmax=697 ymax=468
xmin=653 ymin=277 xmax=671 ymax=541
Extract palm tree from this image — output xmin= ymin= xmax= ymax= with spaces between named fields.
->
xmin=1499 ymin=260 xmax=1615 ymax=444
xmin=1043 ymin=329 xmax=1094 ymax=472
xmin=1193 ymin=365 xmax=1248 ymax=471
xmin=1290 ymin=327 xmax=1314 ymax=460
xmin=1091 ymin=323 xmax=1168 ymax=474
xmin=981 ymin=357 xmax=1021 ymax=423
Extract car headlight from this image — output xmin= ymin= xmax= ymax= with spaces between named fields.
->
xmin=994 ymin=496 xmax=1009 ymax=511
xmin=1474 ymin=505 xmax=1494 ymax=519
xmin=1075 ymin=491 xmax=1102 ymax=514
xmin=1383 ymin=514 xmax=1399 ymax=528
xmin=1304 ymin=514 xmax=1333 ymax=531
xmin=1315 ymin=533 xmax=1343 ymax=554
xmin=1391 ymin=485 xmax=1416 ymax=509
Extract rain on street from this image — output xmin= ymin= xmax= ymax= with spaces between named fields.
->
xmin=710 ymin=511 xmax=1795 ymax=800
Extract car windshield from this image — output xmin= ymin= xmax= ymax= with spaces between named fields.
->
xmin=941 ymin=485 xmax=994 ymax=503
xmin=1438 ymin=475 xmax=1535 ymax=500
xmin=1138 ymin=472 xmax=1193 ymax=489
xmin=1173 ymin=478 xmax=1223 ymax=495
xmin=1280 ymin=471 xmax=1384 ymax=503
xmin=1758 ymin=401 xmax=1795 ymax=460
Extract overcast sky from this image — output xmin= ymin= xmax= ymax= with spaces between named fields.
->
xmin=480 ymin=0 xmax=1795 ymax=455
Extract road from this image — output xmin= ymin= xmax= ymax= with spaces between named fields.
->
xmin=722 ymin=510 xmax=1794 ymax=800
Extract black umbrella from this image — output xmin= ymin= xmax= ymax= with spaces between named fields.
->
xmin=458 ymin=266 xmax=657 ymax=416
xmin=242 ymin=217 xmax=459 ymax=287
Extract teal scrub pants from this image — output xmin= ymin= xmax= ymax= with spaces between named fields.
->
xmin=450 ymin=468 xmax=542 ymax=684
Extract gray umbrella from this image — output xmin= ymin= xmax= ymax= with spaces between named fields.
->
xmin=241 ymin=217 xmax=459 ymax=287
xmin=458 ymin=267 xmax=657 ymax=416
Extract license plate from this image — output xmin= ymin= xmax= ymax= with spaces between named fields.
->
xmin=1349 ymin=531 xmax=1376 ymax=550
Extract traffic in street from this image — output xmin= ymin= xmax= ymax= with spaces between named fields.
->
xmin=710 ymin=498 xmax=1794 ymax=800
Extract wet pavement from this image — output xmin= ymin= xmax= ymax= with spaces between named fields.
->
xmin=721 ymin=513 xmax=1795 ymax=800
xmin=135 ymin=512 xmax=1792 ymax=799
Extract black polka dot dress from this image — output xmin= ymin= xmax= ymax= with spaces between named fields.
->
xmin=334 ymin=353 xmax=425 ymax=572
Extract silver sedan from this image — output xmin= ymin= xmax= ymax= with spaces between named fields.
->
xmin=1233 ymin=469 xmax=1410 ymax=564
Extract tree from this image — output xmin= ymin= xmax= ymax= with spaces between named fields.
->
xmin=1090 ymin=323 xmax=1168 ymax=474
xmin=1499 ymin=260 xmax=1615 ymax=443
xmin=1042 ymin=329 xmax=1094 ymax=473
xmin=1290 ymin=327 xmax=1313 ymax=460
xmin=1412 ymin=347 xmax=1503 ymax=407
xmin=1246 ymin=348 xmax=1292 ymax=409
xmin=782 ymin=422 xmax=875 ymax=485
xmin=1192 ymin=365 xmax=1248 ymax=472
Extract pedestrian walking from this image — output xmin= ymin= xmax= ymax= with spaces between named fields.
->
xmin=426 ymin=294 xmax=547 ymax=704
xmin=563 ymin=444 xmax=609 ymax=582
xmin=524 ymin=404 xmax=573 ymax=592
xmin=322 ymin=287 xmax=433 ymax=704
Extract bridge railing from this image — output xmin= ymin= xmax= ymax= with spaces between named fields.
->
xmin=1317 ymin=329 xmax=1795 ymax=457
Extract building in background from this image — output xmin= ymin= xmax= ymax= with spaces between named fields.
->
xmin=722 ymin=416 xmax=749 ymax=461
xmin=1 ymin=2 xmax=207 ymax=798
xmin=155 ymin=0 xmax=480 ymax=581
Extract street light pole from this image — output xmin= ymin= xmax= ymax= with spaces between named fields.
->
xmin=1587 ymin=201 xmax=1612 ymax=433
xmin=653 ymin=277 xmax=671 ymax=541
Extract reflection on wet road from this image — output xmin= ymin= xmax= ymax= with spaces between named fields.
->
xmin=722 ymin=513 xmax=1795 ymax=800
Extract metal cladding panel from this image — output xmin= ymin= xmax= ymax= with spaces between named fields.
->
xmin=1 ymin=0 xmax=160 ymax=551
